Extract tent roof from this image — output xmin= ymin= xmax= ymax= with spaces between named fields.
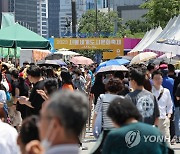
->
xmin=0 ymin=23 xmax=50 ymax=49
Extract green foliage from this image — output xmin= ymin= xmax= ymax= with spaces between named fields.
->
xmin=78 ymin=10 xmax=125 ymax=37
xmin=125 ymin=20 xmax=151 ymax=34
xmin=141 ymin=0 xmax=180 ymax=28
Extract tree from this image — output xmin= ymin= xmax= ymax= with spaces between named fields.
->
xmin=125 ymin=20 xmax=151 ymax=34
xmin=141 ymin=0 xmax=180 ymax=28
xmin=78 ymin=10 xmax=125 ymax=38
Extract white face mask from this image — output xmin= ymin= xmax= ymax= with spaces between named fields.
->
xmin=41 ymin=139 xmax=52 ymax=151
xmin=40 ymin=120 xmax=55 ymax=151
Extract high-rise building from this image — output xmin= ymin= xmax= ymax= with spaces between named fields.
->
xmin=114 ymin=0 xmax=148 ymax=23
xmin=0 ymin=0 xmax=9 ymax=27
xmin=14 ymin=0 xmax=38 ymax=32
xmin=59 ymin=0 xmax=88 ymax=37
xmin=48 ymin=0 xmax=60 ymax=38
xmin=37 ymin=0 xmax=48 ymax=38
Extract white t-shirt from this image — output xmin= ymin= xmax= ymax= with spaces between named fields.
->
xmin=0 ymin=120 xmax=19 ymax=154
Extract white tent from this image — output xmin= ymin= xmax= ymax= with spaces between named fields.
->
xmin=128 ymin=27 xmax=163 ymax=56
xmin=145 ymin=15 xmax=180 ymax=55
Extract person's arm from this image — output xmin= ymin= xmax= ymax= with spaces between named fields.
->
xmin=14 ymin=88 xmax=20 ymax=104
xmin=36 ymin=90 xmax=48 ymax=101
xmin=18 ymin=96 xmax=34 ymax=108
xmin=92 ymin=95 xmax=102 ymax=128
xmin=166 ymin=90 xmax=173 ymax=119
xmin=0 ymin=102 xmax=3 ymax=108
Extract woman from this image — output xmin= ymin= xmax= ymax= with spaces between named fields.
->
xmin=61 ymin=70 xmax=74 ymax=91
xmin=14 ymin=72 xmax=30 ymax=119
xmin=90 ymin=74 xmax=105 ymax=105
xmin=92 ymin=78 xmax=124 ymax=153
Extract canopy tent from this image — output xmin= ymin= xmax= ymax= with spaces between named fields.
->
xmin=128 ymin=27 xmax=163 ymax=56
xmin=0 ymin=23 xmax=50 ymax=49
xmin=145 ymin=15 xmax=180 ymax=55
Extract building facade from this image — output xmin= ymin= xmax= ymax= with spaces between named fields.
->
xmin=0 ymin=0 xmax=9 ymax=27
xmin=37 ymin=0 xmax=48 ymax=38
xmin=48 ymin=0 xmax=60 ymax=38
xmin=114 ymin=0 xmax=148 ymax=23
xmin=14 ymin=0 xmax=38 ymax=32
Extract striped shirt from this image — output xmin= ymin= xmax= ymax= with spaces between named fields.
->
xmin=95 ymin=94 xmax=120 ymax=129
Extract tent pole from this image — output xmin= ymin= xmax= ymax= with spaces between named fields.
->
xmin=15 ymin=48 xmax=17 ymax=67
xmin=169 ymin=52 xmax=172 ymax=63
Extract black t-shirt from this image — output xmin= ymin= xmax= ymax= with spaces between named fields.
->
xmin=27 ymin=80 xmax=45 ymax=116
xmin=11 ymin=80 xmax=19 ymax=96
xmin=16 ymin=82 xmax=30 ymax=119
xmin=91 ymin=83 xmax=105 ymax=105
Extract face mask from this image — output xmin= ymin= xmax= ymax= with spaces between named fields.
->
xmin=40 ymin=120 xmax=55 ymax=151
xmin=41 ymin=139 xmax=51 ymax=151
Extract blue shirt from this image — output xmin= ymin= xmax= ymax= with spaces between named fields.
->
xmin=162 ymin=76 xmax=174 ymax=102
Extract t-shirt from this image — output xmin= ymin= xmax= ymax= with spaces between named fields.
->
xmin=102 ymin=122 xmax=168 ymax=154
xmin=16 ymin=83 xmax=30 ymax=119
xmin=62 ymin=84 xmax=74 ymax=91
xmin=126 ymin=89 xmax=159 ymax=125
xmin=27 ymin=80 xmax=45 ymax=116
xmin=162 ymin=76 xmax=174 ymax=102
xmin=11 ymin=80 xmax=19 ymax=97
xmin=95 ymin=94 xmax=120 ymax=129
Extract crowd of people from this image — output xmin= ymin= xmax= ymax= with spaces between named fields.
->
xmin=0 ymin=60 xmax=180 ymax=154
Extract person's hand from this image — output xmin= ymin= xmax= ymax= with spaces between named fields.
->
xmin=18 ymin=96 xmax=28 ymax=104
xmin=37 ymin=90 xmax=48 ymax=101
xmin=25 ymin=140 xmax=44 ymax=154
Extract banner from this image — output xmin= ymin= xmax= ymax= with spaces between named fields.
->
xmin=54 ymin=38 xmax=124 ymax=59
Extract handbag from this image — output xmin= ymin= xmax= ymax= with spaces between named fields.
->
xmin=93 ymin=95 xmax=103 ymax=139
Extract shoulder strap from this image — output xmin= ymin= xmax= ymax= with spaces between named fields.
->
xmin=157 ymin=88 xmax=164 ymax=101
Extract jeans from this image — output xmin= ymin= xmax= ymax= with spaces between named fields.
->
xmin=174 ymin=107 xmax=180 ymax=137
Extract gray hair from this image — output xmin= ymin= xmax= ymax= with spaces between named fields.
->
xmin=47 ymin=90 xmax=88 ymax=137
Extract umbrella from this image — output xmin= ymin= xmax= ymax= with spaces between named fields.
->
xmin=130 ymin=52 xmax=157 ymax=65
xmin=37 ymin=59 xmax=67 ymax=66
xmin=96 ymin=59 xmax=130 ymax=72
xmin=115 ymin=56 xmax=133 ymax=61
xmin=70 ymin=56 xmax=94 ymax=65
xmin=97 ymin=65 xmax=128 ymax=73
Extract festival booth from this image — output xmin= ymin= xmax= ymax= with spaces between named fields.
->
xmin=128 ymin=27 xmax=163 ymax=56
xmin=0 ymin=23 xmax=51 ymax=66
xmin=145 ymin=15 xmax=180 ymax=55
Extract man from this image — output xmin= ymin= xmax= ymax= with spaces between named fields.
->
xmin=152 ymin=70 xmax=173 ymax=143
xmin=102 ymin=97 xmax=168 ymax=154
xmin=126 ymin=69 xmax=159 ymax=125
xmin=38 ymin=90 xmax=88 ymax=154
xmin=18 ymin=66 xmax=44 ymax=116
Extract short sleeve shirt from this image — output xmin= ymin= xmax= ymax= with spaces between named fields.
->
xmin=126 ymin=89 xmax=159 ymax=125
xmin=28 ymin=80 xmax=45 ymax=116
